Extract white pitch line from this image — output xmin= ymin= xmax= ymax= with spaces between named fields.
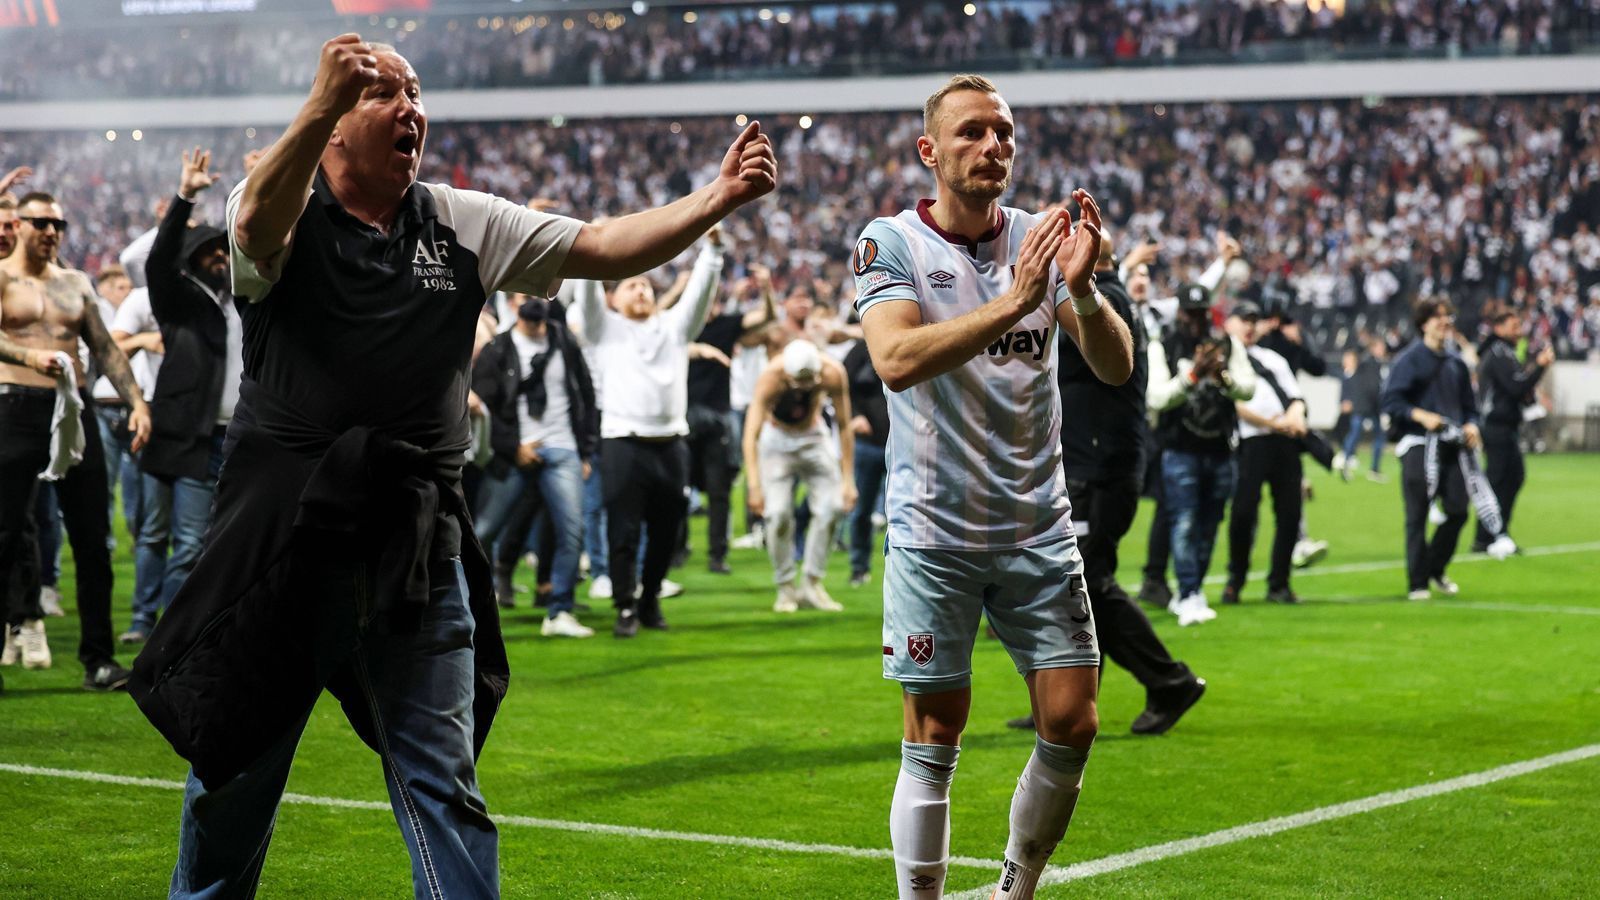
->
xmin=946 ymin=742 xmax=1600 ymax=900
xmin=1200 ymin=540 xmax=1600 ymax=587
xmin=1314 ymin=596 xmax=1600 ymax=616
xmin=0 ymin=762 xmax=1000 ymax=871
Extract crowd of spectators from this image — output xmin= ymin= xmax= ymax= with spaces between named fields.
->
xmin=3 ymin=0 xmax=1598 ymax=100
xmin=6 ymin=92 xmax=1599 ymax=359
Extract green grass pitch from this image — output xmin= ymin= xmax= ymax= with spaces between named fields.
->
xmin=1 ymin=452 xmax=1597 ymax=898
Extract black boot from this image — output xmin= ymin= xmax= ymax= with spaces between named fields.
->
xmin=493 ymin=555 xmax=516 ymax=609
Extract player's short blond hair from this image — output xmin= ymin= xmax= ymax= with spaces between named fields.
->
xmin=923 ymin=74 xmax=1000 ymax=135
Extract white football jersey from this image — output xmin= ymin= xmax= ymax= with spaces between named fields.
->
xmin=853 ymin=201 xmax=1075 ymax=550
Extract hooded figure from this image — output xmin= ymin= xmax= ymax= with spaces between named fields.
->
xmin=141 ymin=195 xmax=239 ymax=482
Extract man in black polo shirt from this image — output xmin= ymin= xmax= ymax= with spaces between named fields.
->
xmin=129 ymin=35 xmax=775 ymax=897
xmin=1473 ymin=310 xmax=1551 ymax=553
xmin=685 ymin=265 xmax=775 ymax=573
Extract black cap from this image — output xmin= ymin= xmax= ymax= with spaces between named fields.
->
xmin=1230 ymin=300 xmax=1262 ymax=321
xmin=1176 ymin=283 xmax=1211 ymax=311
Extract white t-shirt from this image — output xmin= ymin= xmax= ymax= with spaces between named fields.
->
xmin=508 ymin=328 xmax=576 ymax=451
xmin=110 ymin=287 xmax=161 ymax=401
xmin=1238 ymin=345 xmax=1303 ymax=440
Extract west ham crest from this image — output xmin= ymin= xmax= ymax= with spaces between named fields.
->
xmin=907 ymin=633 xmax=935 ymax=667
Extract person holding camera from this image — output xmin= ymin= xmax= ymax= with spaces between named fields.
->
xmin=1224 ymin=302 xmax=1306 ymax=606
xmin=1147 ymin=284 xmax=1256 ymax=626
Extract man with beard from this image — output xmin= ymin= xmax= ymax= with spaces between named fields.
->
xmin=126 ymin=148 xmax=244 ymax=644
xmin=127 ymin=35 xmax=774 ymax=895
xmin=0 ymin=191 xmax=151 ymax=690
xmin=854 ymin=74 xmax=1132 ymax=899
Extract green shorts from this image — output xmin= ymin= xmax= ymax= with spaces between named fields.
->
xmin=881 ymin=537 xmax=1100 ymax=694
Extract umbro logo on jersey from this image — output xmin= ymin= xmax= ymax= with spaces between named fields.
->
xmin=1072 ymin=630 xmax=1093 ymax=644
xmin=987 ymin=327 xmax=1050 ymax=361
xmin=929 ymin=270 xmax=956 ymax=289
xmin=910 ymin=874 xmax=938 ymax=890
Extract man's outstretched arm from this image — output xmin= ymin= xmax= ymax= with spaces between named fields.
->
xmin=558 ymin=122 xmax=775 ymax=281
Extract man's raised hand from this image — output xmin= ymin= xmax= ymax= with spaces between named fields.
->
xmin=1013 ymin=208 xmax=1068 ymax=311
xmin=1054 ymin=189 xmax=1103 ymax=299
xmin=713 ymin=121 xmax=777 ymax=214
xmin=309 ymin=34 xmax=381 ymax=119
xmin=179 ymin=147 xmax=221 ymax=200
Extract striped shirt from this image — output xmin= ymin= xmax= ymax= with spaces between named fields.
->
xmin=853 ymin=200 xmax=1074 ymax=550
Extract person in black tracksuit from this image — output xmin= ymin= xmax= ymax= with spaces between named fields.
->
xmin=1011 ymin=253 xmax=1205 ymax=736
xmin=1380 ymin=298 xmax=1482 ymax=598
xmin=1472 ymin=311 xmax=1553 ymax=551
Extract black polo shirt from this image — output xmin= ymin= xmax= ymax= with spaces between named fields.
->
xmin=226 ymin=172 xmax=581 ymax=462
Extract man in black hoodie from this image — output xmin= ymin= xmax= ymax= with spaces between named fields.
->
xmin=1012 ymin=237 xmax=1206 ymax=736
xmin=1473 ymin=310 xmax=1552 ymax=552
xmin=134 ymin=148 xmax=241 ymax=644
xmin=1381 ymin=297 xmax=1481 ymax=600
xmin=471 ymin=293 xmax=599 ymax=637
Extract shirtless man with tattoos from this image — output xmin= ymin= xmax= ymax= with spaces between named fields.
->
xmin=0 ymin=191 xmax=150 ymax=691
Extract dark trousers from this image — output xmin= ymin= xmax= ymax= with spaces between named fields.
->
xmin=848 ymin=440 xmax=888 ymax=577
xmin=1401 ymin=443 xmax=1469 ymax=591
xmin=1069 ymin=471 xmax=1192 ymax=693
xmin=686 ymin=405 xmax=736 ymax=563
xmin=1475 ymin=423 xmax=1524 ymax=547
xmin=0 ymin=389 xmax=116 ymax=669
xmin=1227 ymin=435 xmax=1304 ymax=593
xmin=602 ymin=437 xmax=688 ymax=615
xmin=1142 ymin=449 xmax=1171 ymax=584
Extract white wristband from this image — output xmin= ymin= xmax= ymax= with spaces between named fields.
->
xmin=1070 ymin=290 xmax=1104 ymax=317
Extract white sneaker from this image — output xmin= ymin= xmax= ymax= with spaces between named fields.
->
xmin=1428 ymin=502 xmax=1448 ymax=526
xmin=1332 ymin=451 xmax=1347 ymax=472
xmin=540 ymin=611 xmax=595 ymax=638
xmin=799 ymin=579 xmax=844 ymax=611
xmin=588 ymin=575 xmax=613 ymax=601
xmin=1486 ymin=535 xmax=1518 ymax=561
xmin=773 ymin=582 xmax=800 ymax=613
xmin=523 ymin=551 xmax=539 ymax=571
xmin=1430 ymin=576 xmax=1460 ymax=596
xmin=1175 ymin=593 xmax=1213 ymax=627
xmin=1291 ymin=539 xmax=1329 ymax=568
xmin=0 ymin=628 xmax=17 ymax=666
xmin=19 ymin=619 xmax=51 ymax=669
xmin=731 ymin=525 xmax=766 ymax=550
xmin=659 ymin=578 xmax=684 ymax=599
xmin=1407 ymin=588 xmax=1431 ymax=601
xmin=39 ymin=585 xmax=65 ymax=617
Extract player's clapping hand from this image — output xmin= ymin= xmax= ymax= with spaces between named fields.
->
xmin=1054 ymin=189 xmax=1104 ymax=299
xmin=179 ymin=147 xmax=221 ymax=200
xmin=1012 ymin=208 xmax=1068 ymax=311
xmin=309 ymin=33 xmax=382 ymax=118
xmin=712 ymin=122 xmax=777 ymax=213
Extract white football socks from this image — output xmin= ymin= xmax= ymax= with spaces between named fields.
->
xmin=890 ymin=740 xmax=960 ymax=899
xmin=994 ymin=736 xmax=1091 ymax=900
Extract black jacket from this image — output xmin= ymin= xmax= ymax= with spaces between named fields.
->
xmin=1381 ymin=339 xmax=1478 ymax=441
xmin=141 ymin=195 xmax=232 ymax=481
xmin=471 ymin=318 xmax=598 ymax=472
xmin=1058 ymin=270 xmax=1146 ymax=478
xmin=844 ymin=339 xmax=888 ymax=448
xmin=1477 ymin=335 xmax=1546 ymax=428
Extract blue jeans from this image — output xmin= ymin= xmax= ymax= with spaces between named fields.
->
xmin=170 ymin=558 xmax=496 ymax=899
xmin=1163 ymin=449 xmax=1237 ymax=598
xmin=32 ymin=484 xmax=62 ymax=588
xmin=1340 ymin=414 xmax=1386 ymax=473
xmin=582 ymin=462 xmax=608 ymax=580
xmin=95 ymin=405 xmax=130 ymax=550
xmin=474 ymin=448 xmax=585 ymax=616
xmin=848 ymin=441 xmax=887 ymax=576
xmin=149 ymin=432 xmax=225 ymax=621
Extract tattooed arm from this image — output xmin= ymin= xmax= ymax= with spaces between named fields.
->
xmin=75 ymin=271 xmax=152 ymax=451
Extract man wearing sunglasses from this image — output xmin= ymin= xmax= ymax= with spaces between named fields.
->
xmin=0 ymin=191 xmax=152 ymax=691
